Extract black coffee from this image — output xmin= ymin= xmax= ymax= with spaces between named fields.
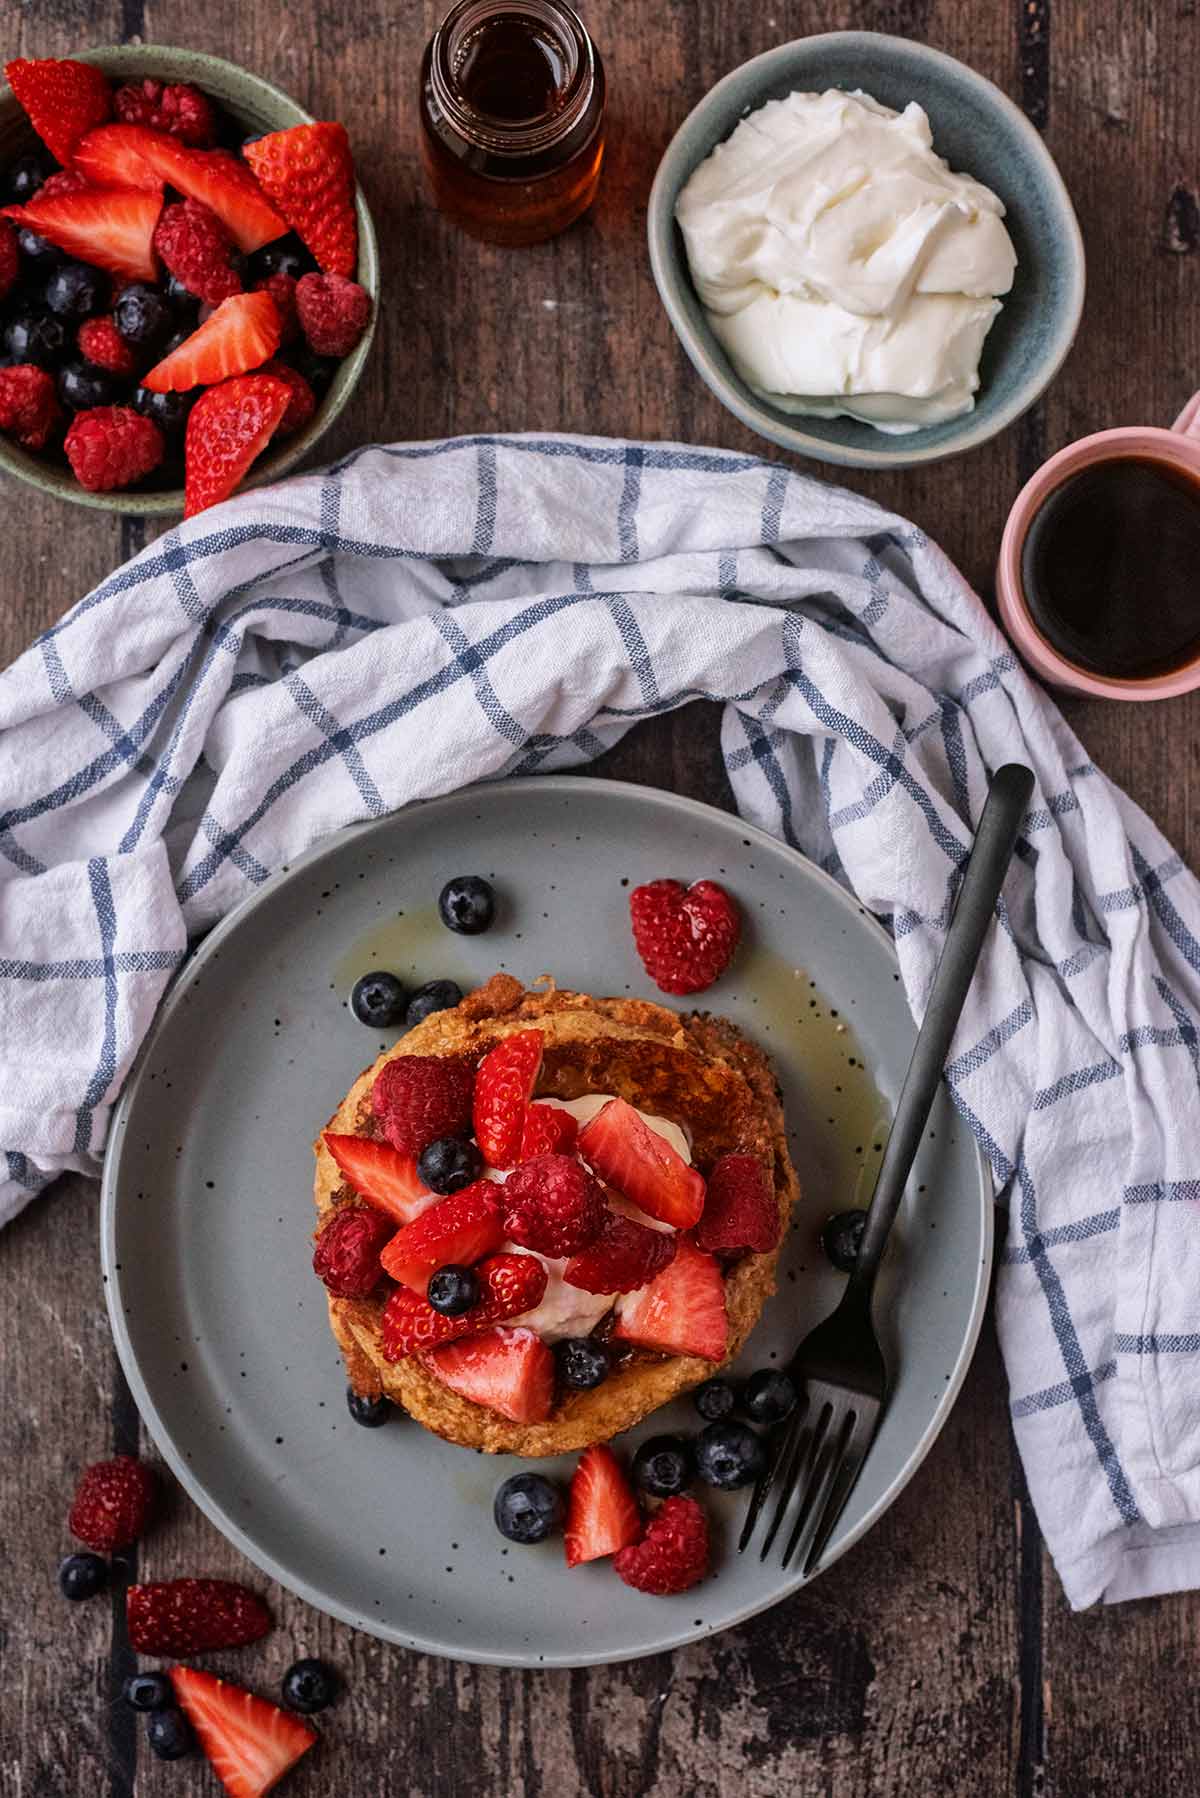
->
xmin=1021 ymin=457 xmax=1200 ymax=679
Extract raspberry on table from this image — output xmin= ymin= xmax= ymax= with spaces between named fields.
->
xmin=296 ymin=271 xmax=371 ymax=357
xmin=613 ymin=1495 xmax=710 ymax=1594
xmin=372 ymin=1055 xmax=476 ymax=1155
xmin=311 ymin=1202 xmax=393 ymax=1298
xmin=64 ymin=405 xmax=164 ymax=491
xmin=254 ymin=271 xmax=301 ymax=343
xmin=259 ymin=359 xmax=316 ymax=437
xmin=502 ymin=1153 xmax=607 ymax=1257
xmin=629 ymin=878 xmax=741 ymax=995
xmin=114 ymin=78 xmax=218 ymax=147
xmin=153 ymin=200 xmax=244 ymax=306
xmin=77 ymin=316 xmax=137 ymax=377
xmin=0 ymin=364 xmax=61 ymax=449
xmin=68 ymin=1455 xmax=157 ymax=1552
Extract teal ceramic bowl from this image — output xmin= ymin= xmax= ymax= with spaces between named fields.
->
xmin=648 ymin=32 xmax=1085 ymax=470
xmin=0 ymin=44 xmax=378 ymax=512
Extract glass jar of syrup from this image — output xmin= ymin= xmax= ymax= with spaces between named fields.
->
xmin=420 ymin=0 xmax=606 ymax=246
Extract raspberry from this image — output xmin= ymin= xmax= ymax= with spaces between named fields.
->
xmin=311 ymin=1203 xmax=393 ymax=1297
xmin=126 ymin=1578 xmax=270 ymax=1654
xmin=114 ymin=78 xmax=217 ymax=147
xmin=519 ymin=1103 xmax=578 ymax=1160
xmin=562 ymin=1210 xmax=678 ymax=1294
xmin=259 ymin=359 xmax=316 ymax=437
xmin=37 ymin=169 xmax=91 ymax=199
xmin=295 ymin=271 xmax=371 ymax=357
xmin=68 ymin=1456 xmax=157 ymax=1552
xmin=153 ymin=199 xmax=243 ymax=305
xmin=0 ymin=364 xmax=61 ymax=450
xmin=64 ymin=405 xmax=163 ymax=491
xmin=693 ymin=1153 xmax=778 ymax=1255
xmin=613 ymin=1495 xmax=710 ymax=1594
xmin=77 ymin=316 xmax=136 ymax=377
xmin=372 ymin=1055 xmax=475 ymax=1154
xmin=254 ymin=271 xmax=300 ymax=344
xmin=502 ymin=1153 xmax=606 ymax=1257
xmin=0 ymin=217 xmax=17 ymax=300
xmin=629 ymin=878 xmax=741 ymax=996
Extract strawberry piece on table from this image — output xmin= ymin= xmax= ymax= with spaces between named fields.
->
xmin=171 ymin=1667 xmax=317 ymax=1798
xmin=379 ymin=1251 xmax=547 ymax=1360
xmin=612 ymin=1236 xmax=728 ymax=1361
xmin=0 ymin=365 xmax=61 ymax=451
xmin=564 ymin=1445 xmax=641 ymax=1567
xmin=629 ymin=877 xmax=741 ymax=995
xmin=75 ymin=124 xmax=287 ymax=250
xmin=577 ymin=1097 xmax=705 ymax=1228
xmin=114 ymin=78 xmax=217 ymax=148
xmin=422 ymin=1325 xmax=554 ymax=1423
xmin=519 ymin=1102 xmax=579 ymax=1160
xmin=1 ymin=187 xmax=161 ymax=282
xmin=143 ymin=290 xmax=281 ymax=392
xmin=312 ymin=1203 xmax=393 ymax=1298
xmin=613 ymin=1494 xmax=710 ymax=1595
xmin=473 ymin=1030 xmax=544 ymax=1169
xmin=73 ymin=122 xmax=165 ymax=192
xmin=183 ymin=372 xmax=291 ymax=518
xmin=244 ymin=122 xmax=357 ymax=275
xmin=693 ymin=1153 xmax=778 ymax=1255
xmin=126 ymin=1579 xmax=271 ymax=1654
xmin=379 ymin=1180 xmax=503 ymax=1292
xmin=562 ymin=1208 xmax=677 ymax=1294
xmin=5 ymin=57 xmax=111 ymax=166
xmin=322 ymin=1132 xmax=433 ymax=1226
xmin=502 ymin=1153 xmax=607 ymax=1258
xmin=372 ymin=1055 xmax=476 ymax=1155
xmin=68 ymin=1455 xmax=156 ymax=1552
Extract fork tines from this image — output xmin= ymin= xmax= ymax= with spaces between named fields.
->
xmin=739 ymin=1384 xmax=880 ymax=1575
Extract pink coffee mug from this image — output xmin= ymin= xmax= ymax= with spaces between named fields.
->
xmin=996 ymin=392 xmax=1200 ymax=700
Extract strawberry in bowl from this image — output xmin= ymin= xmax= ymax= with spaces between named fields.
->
xmin=0 ymin=48 xmax=377 ymax=513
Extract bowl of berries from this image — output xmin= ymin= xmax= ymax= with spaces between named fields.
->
xmin=0 ymin=46 xmax=378 ymax=515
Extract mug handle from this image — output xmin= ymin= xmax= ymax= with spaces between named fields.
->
xmin=1173 ymin=391 xmax=1200 ymax=437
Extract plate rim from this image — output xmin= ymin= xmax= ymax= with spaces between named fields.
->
xmin=100 ymin=774 xmax=994 ymax=1668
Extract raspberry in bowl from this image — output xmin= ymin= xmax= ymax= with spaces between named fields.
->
xmin=0 ymin=46 xmax=378 ymax=514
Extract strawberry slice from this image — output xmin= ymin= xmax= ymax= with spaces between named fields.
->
xmin=1 ymin=188 xmax=161 ymax=282
xmin=184 ymin=372 xmax=291 ymax=518
xmin=473 ymin=1030 xmax=544 ymax=1169
xmin=612 ymin=1236 xmax=728 ymax=1361
xmin=564 ymin=1445 xmax=641 ymax=1567
xmin=422 ymin=1325 xmax=554 ymax=1423
xmin=143 ymin=290 xmax=281 ymax=392
xmin=75 ymin=124 xmax=286 ymax=250
xmin=171 ymin=1667 xmax=317 ymax=1798
xmin=6 ymin=58 xmax=111 ymax=166
xmin=577 ymin=1098 xmax=706 ymax=1229
xmin=244 ymin=122 xmax=357 ymax=276
xmin=73 ymin=122 xmax=164 ymax=191
xmin=379 ymin=1251 xmax=546 ymax=1360
xmin=379 ymin=1180 xmax=504 ymax=1292
xmin=519 ymin=1102 xmax=579 ymax=1160
xmin=322 ymin=1132 xmax=433 ymax=1226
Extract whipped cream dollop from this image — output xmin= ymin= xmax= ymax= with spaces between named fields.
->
xmin=675 ymin=88 xmax=1018 ymax=433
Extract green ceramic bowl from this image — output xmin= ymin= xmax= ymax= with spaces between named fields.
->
xmin=648 ymin=32 xmax=1086 ymax=470
xmin=0 ymin=44 xmax=378 ymax=512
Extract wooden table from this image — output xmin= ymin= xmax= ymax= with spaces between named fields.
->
xmin=3 ymin=1 xmax=1198 ymax=1791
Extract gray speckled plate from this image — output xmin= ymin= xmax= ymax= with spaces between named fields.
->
xmin=101 ymin=777 xmax=991 ymax=1668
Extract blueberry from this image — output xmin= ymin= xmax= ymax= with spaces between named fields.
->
xmin=438 ymin=875 xmax=495 ymax=935
xmin=164 ymin=272 xmax=200 ymax=315
xmin=632 ymin=1434 xmax=693 ymax=1498
xmin=694 ymin=1420 xmax=767 ymax=1490
xmin=822 ymin=1209 xmax=867 ymax=1274
xmin=113 ymin=282 xmax=173 ymax=349
xmin=418 ymin=1135 xmax=482 ymax=1195
xmin=123 ymin=1672 xmax=175 ymax=1712
xmin=134 ymin=384 xmax=196 ymax=439
xmin=405 ymin=979 xmax=463 ymax=1029
xmin=282 ymin=1657 xmax=339 ymax=1714
xmin=44 ymin=259 xmax=106 ymax=320
xmin=287 ymin=345 xmax=337 ymax=394
xmin=4 ymin=307 xmax=67 ymax=368
xmin=555 ymin=1336 xmax=609 ymax=1390
xmin=743 ymin=1368 xmax=798 ymax=1426
xmin=250 ymin=234 xmax=315 ymax=282
xmin=350 ymin=970 xmax=406 ymax=1028
xmin=4 ymin=149 xmax=55 ymax=204
xmin=427 ymin=1264 xmax=480 ymax=1316
xmin=346 ymin=1384 xmax=394 ymax=1427
xmin=58 ymin=359 xmax=120 ymax=412
xmin=16 ymin=227 xmax=61 ymax=266
xmin=58 ymin=1552 xmax=108 ymax=1600
xmin=693 ymin=1377 xmax=736 ymax=1422
xmin=146 ymin=1709 xmax=195 ymax=1761
xmin=494 ymin=1472 xmax=562 ymax=1544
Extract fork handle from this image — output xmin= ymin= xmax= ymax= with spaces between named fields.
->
xmin=848 ymin=762 xmax=1034 ymax=1294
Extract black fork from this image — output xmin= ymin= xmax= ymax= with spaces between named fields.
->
xmin=739 ymin=763 xmax=1034 ymax=1576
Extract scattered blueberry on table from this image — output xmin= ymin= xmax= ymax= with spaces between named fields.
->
xmin=438 ymin=875 xmax=495 ymax=935
xmin=58 ymin=1551 xmax=108 ymax=1600
xmin=695 ymin=1421 xmax=766 ymax=1490
xmin=494 ymin=1472 xmax=563 ymax=1544
xmin=350 ymin=969 xmax=407 ymax=1029
xmin=282 ymin=1657 xmax=340 ymax=1714
xmin=633 ymin=1435 xmax=694 ymax=1498
xmin=822 ymin=1209 xmax=867 ymax=1273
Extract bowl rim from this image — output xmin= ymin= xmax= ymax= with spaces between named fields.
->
xmin=647 ymin=29 xmax=1087 ymax=471
xmin=0 ymin=42 xmax=379 ymax=514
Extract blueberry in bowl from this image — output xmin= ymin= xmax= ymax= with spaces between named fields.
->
xmin=0 ymin=46 xmax=378 ymax=514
